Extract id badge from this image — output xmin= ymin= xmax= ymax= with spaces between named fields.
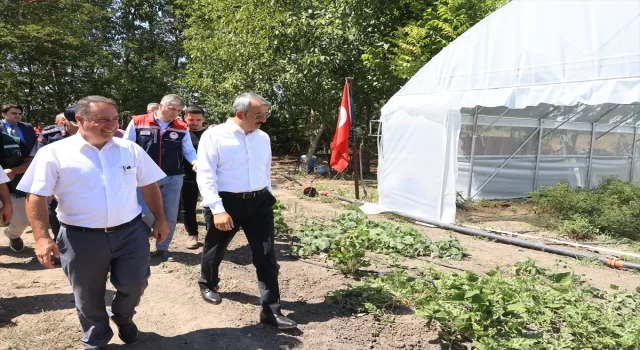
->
xmin=140 ymin=130 xmax=152 ymax=136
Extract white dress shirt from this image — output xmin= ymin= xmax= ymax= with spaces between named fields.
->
xmin=0 ymin=165 xmax=10 ymax=184
xmin=197 ymin=118 xmax=272 ymax=214
xmin=123 ymin=114 xmax=197 ymax=165
xmin=17 ymin=134 xmax=166 ymax=228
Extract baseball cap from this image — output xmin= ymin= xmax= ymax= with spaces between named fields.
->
xmin=64 ymin=108 xmax=77 ymax=127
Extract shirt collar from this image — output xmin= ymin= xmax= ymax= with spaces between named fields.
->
xmin=224 ymin=118 xmax=260 ymax=135
xmin=71 ymin=133 xmax=116 ymax=150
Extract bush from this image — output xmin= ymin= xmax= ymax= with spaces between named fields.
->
xmin=529 ymin=178 xmax=640 ymax=240
xmin=557 ymin=215 xmax=599 ymax=239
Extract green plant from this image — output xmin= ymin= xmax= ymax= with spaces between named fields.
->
xmin=273 ymin=200 xmax=292 ymax=236
xmin=290 ymin=211 xmax=467 ymax=263
xmin=557 ymin=215 xmax=599 ymax=239
xmin=332 ymin=260 xmax=640 ymax=349
xmin=529 ymin=178 xmax=640 ymax=240
xmin=328 ymin=235 xmax=371 ymax=275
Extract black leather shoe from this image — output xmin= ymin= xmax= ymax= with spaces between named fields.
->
xmin=117 ymin=322 xmax=138 ymax=344
xmin=259 ymin=311 xmax=297 ymax=329
xmin=200 ymin=288 xmax=221 ymax=304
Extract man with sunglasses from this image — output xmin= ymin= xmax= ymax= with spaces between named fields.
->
xmin=197 ymin=92 xmax=296 ymax=329
xmin=124 ymin=94 xmax=197 ymax=262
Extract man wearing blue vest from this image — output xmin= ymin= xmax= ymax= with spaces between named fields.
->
xmin=124 ymin=94 xmax=197 ymax=262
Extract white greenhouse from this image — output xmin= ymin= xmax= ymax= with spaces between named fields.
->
xmin=372 ymin=0 xmax=640 ymax=223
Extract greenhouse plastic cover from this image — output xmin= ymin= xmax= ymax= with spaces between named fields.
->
xmin=370 ymin=0 xmax=640 ymax=223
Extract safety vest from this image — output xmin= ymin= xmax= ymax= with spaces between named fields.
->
xmin=131 ymin=112 xmax=188 ymax=176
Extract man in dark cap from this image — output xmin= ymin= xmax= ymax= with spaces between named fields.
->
xmin=31 ymin=108 xmax=79 ymax=156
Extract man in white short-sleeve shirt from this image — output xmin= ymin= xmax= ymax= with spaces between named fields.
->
xmin=18 ymin=96 xmax=169 ymax=349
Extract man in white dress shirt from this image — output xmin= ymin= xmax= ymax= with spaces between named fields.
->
xmin=18 ymin=96 xmax=170 ymax=350
xmin=197 ymin=92 xmax=296 ymax=329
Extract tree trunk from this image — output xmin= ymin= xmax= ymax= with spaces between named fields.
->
xmin=304 ymin=118 xmax=327 ymax=171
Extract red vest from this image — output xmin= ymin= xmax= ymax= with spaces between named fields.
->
xmin=131 ymin=113 xmax=189 ymax=176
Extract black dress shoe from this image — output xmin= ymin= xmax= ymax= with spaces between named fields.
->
xmin=200 ymin=288 xmax=221 ymax=304
xmin=259 ymin=311 xmax=297 ymax=329
xmin=117 ymin=322 xmax=139 ymax=344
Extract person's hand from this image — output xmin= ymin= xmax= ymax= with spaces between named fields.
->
xmin=35 ymin=237 xmax=59 ymax=269
xmin=192 ymin=161 xmax=198 ymax=172
xmin=153 ymin=218 xmax=171 ymax=243
xmin=214 ymin=212 xmax=234 ymax=231
xmin=0 ymin=202 xmax=13 ymax=224
xmin=4 ymin=168 xmax=15 ymax=180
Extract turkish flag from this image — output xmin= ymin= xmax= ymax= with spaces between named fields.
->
xmin=330 ymin=82 xmax=351 ymax=172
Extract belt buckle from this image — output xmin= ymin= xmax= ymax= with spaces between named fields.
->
xmin=104 ymin=227 xmax=115 ymax=233
xmin=242 ymin=192 xmax=255 ymax=199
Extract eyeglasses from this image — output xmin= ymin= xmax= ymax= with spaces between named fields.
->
xmin=245 ymin=112 xmax=271 ymax=120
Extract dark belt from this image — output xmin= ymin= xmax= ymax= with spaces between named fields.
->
xmin=220 ymin=187 xmax=268 ymax=199
xmin=60 ymin=214 xmax=142 ymax=233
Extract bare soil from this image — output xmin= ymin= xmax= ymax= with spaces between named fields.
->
xmin=1 ymin=157 xmax=638 ymax=349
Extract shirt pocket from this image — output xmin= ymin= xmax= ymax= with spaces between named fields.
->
xmin=119 ymin=166 xmax=138 ymax=190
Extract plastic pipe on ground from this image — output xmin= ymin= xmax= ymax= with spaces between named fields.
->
xmin=461 ymin=224 xmax=640 ymax=259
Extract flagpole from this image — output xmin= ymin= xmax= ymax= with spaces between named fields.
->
xmin=346 ymin=77 xmax=359 ymax=200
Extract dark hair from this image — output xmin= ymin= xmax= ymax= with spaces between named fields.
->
xmin=185 ymin=105 xmax=205 ymax=115
xmin=1 ymin=104 xmax=23 ymax=114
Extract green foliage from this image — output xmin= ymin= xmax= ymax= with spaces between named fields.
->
xmin=326 ymin=270 xmax=435 ymax=316
xmin=290 ymin=211 xmax=467 ymax=269
xmin=391 ymin=0 xmax=509 ymax=79
xmin=529 ymin=178 xmax=640 ymax=240
xmin=0 ymin=0 xmax=184 ymax=124
xmin=557 ymin=215 xmax=599 ymax=240
xmin=332 ymin=259 xmax=640 ymax=349
xmin=273 ymin=200 xmax=292 ymax=236
xmin=328 ymin=234 xmax=370 ymax=276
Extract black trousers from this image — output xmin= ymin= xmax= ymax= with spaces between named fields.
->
xmin=48 ymin=198 xmax=61 ymax=239
xmin=180 ymin=180 xmax=200 ymax=236
xmin=199 ymin=191 xmax=281 ymax=314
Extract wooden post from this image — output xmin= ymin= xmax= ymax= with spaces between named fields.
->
xmin=346 ymin=77 xmax=359 ymax=199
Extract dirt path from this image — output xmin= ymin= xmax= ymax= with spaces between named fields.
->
xmin=1 ymin=172 xmax=638 ymax=350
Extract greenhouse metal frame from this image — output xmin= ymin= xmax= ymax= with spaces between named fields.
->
xmin=459 ymin=103 xmax=640 ymax=199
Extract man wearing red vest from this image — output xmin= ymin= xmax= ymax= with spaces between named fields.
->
xmin=124 ymin=94 xmax=197 ymax=262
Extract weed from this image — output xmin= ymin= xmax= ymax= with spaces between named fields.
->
xmin=290 ymin=212 xmax=467 ymax=267
xmin=529 ymin=178 xmax=640 ymax=240
xmin=273 ymin=200 xmax=292 ymax=236
xmin=557 ymin=215 xmax=599 ymax=239
xmin=332 ymin=259 xmax=640 ymax=349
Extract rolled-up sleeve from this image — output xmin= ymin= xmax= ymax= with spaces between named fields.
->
xmin=123 ymin=120 xmax=137 ymax=142
xmin=133 ymin=144 xmax=166 ymax=187
xmin=16 ymin=146 xmax=59 ymax=196
xmin=197 ymin=130 xmax=225 ymax=214
xmin=182 ymin=131 xmax=197 ymax=164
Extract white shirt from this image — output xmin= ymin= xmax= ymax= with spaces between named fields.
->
xmin=0 ymin=165 xmax=9 ymax=184
xmin=197 ymin=119 xmax=272 ymax=214
xmin=17 ymin=134 xmax=166 ymax=228
xmin=123 ymin=115 xmax=197 ymax=165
